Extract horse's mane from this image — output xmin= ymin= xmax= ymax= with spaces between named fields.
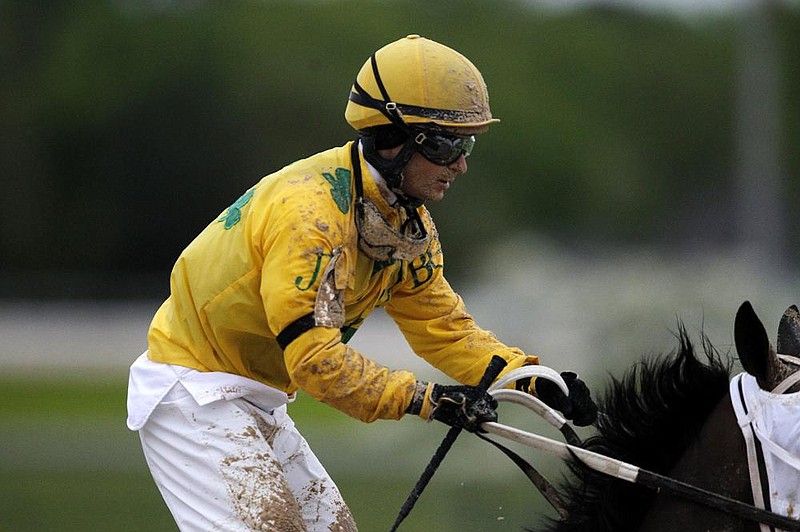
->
xmin=538 ymin=326 xmax=733 ymax=532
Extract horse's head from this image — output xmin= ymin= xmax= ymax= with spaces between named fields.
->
xmin=735 ymin=300 xmax=800 ymax=393
xmin=538 ymin=302 xmax=800 ymax=532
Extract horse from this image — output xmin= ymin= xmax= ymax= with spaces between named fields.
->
xmin=535 ymin=301 xmax=800 ymax=532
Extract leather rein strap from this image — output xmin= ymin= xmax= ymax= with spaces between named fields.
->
xmin=479 ymin=384 xmax=800 ymax=530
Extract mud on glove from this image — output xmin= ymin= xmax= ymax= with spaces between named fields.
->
xmin=533 ymin=371 xmax=598 ymax=427
xmin=405 ymin=382 xmax=498 ymax=433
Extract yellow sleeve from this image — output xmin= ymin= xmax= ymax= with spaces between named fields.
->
xmin=284 ymin=326 xmax=418 ymax=422
xmin=386 ymin=232 xmax=538 ymax=386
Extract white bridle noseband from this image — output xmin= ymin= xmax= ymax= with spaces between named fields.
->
xmin=731 ymin=355 xmax=800 ymax=532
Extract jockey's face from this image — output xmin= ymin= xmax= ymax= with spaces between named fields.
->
xmin=378 ymin=148 xmax=469 ymax=202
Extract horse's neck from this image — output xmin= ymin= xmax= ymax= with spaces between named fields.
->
xmin=638 ymin=394 xmax=760 ymax=532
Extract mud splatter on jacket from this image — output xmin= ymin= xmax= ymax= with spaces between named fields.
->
xmin=147 ymin=142 xmax=538 ymax=422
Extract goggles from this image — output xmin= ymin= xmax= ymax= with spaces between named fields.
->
xmin=413 ymin=130 xmax=475 ymax=166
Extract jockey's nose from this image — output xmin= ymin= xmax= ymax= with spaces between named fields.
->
xmin=448 ymin=154 xmax=468 ymax=174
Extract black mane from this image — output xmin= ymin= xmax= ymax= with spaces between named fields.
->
xmin=538 ymin=327 xmax=732 ymax=532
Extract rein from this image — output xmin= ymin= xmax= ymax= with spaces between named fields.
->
xmin=476 ymin=369 xmax=800 ymax=532
xmin=481 ymin=417 xmax=800 ymax=531
xmin=389 ymin=356 xmax=507 ymax=532
xmin=390 ymin=365 xmax=800 ymax=530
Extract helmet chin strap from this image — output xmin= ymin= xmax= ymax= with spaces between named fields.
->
xmin=352 ymin=53 xmax=429 ymax=209
xmin=360 ymin=133 xmax=424 ymax=208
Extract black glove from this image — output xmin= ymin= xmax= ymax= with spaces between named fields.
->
xmin=534 ymin=371 xmax=598 ymax=426
xmin=406 ymin=382 xmax=498 ymax=433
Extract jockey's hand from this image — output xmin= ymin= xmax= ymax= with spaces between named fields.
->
xmin=406 ymin=382 xmax=498 ymax=433
xmin=534 ymin=371 xmax=598 ymax=426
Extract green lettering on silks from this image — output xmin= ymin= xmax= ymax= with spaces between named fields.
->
xmin=409 ymin=249 xmax=443 ymax=288
xmin=295 ymin=251 xmax=333 ymax=291
xmin=372 ymin=258 xmax=396 ymax=276
xmin=322 ymin=168 xmax=351 ymax=214
xmin=340 ymin=316 xmax=365 ymax=343
xmin=218 ymin=188 xmax=254 ymax=230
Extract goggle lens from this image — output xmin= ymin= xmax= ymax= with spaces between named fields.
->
xmin=414 ymin=132 xmax=475 ymax=166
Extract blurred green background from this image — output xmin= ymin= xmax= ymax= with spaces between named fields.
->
xmin=2 ymin=0 xmax=799 ymax=530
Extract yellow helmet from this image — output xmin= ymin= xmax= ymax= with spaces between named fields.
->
xmin=345 ymin=35 xmax=500 ymax=132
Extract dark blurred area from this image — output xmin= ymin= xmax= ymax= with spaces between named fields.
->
xmin=2 ymin=0 xmax=797 ymax=300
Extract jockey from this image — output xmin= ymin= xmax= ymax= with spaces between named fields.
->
xmin=126 ymin=34 xmax=598 ymax=531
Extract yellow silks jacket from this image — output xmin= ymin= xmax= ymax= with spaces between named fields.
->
xmin=148 ymin=142 xmax=538 ymax=422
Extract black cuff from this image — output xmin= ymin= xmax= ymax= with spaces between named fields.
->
xmin=404 ymin=381 xmax=428 ymax=415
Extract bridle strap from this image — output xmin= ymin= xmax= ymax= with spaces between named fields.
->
xmin=732 ymin=371 xmax=800 ymax=532
xmin=772 ymin=371 xmax=800 ymax=394
xmin=731 ymin=373 xmax=772 ymax=532
xmin=773 ymin=354 xmax=800 ymax=394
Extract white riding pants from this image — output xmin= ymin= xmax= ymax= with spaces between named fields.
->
xmin=138 ymin=382 xmax=356 ymax=531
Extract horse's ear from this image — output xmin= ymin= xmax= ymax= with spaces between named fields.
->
xmin=777 ymin=304 xmax=800 ymax=356
xmin=735 ymin=301 xmax=772 ymax=385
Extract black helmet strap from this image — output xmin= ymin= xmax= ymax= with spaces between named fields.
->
xmin=351 ymin=53 xmax=424 ymax=206
xmin=359 ymin=134 xmax=417 ymax=201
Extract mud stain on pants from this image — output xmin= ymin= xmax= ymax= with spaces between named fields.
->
xmin=220 ymin=451 xmax=306 ymax=531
